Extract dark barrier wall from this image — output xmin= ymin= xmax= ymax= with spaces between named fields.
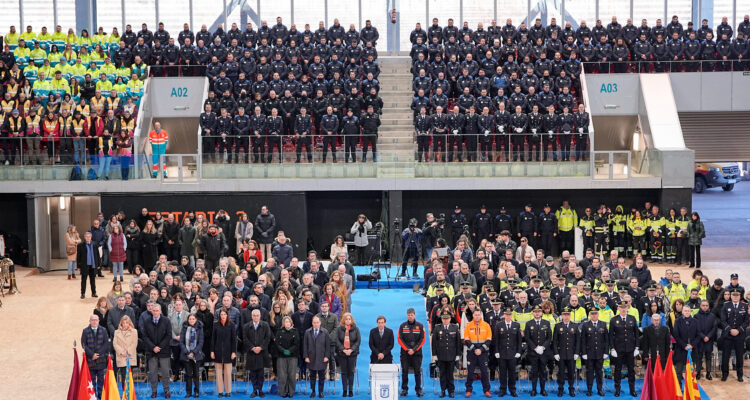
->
xmin=0 ymin=194 xmax=29 ymax=264
xmin=101 ymin=193 xmax=308 ymax=259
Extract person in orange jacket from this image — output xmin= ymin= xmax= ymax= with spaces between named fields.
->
xmin=148 ymin=121 xmax=168 ymax=177
xmin=464 ymin=308 xmax=493 ymax=397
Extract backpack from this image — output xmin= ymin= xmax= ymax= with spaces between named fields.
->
xmin=87 ymin=168 xmax=98 ymax=180
xmin=69 ymin=163 xmax=82 ymax=181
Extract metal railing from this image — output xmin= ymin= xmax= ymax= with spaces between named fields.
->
xmin=592 ymin=150 xmax=632 ymax=180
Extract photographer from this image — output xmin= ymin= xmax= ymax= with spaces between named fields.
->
xmin=421 ymin=213 xmax=441 ymax=262
xmin=350 ymin=214 xmax=373 ymax=267
xmin=399 ymin=219 xmax=423 ymax=278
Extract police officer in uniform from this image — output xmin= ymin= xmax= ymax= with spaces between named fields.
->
xmin=525 ymin=305 xmax=552 ymax=397
xmin=398 ymin=308 xmax=426 ymax=397
xmin=580 ymin=308 xmax=609 ymax=396
xmin=517 ymin=204 xmax=537 ymax=249
xmin=415 ymin=107 xmax=431 ymax=162
xmin=341 ymin=109 xmax=360 ymax=163
xmin=431 ymin=106 xmax=448 ymax=162
xmin=450 ymin=206 xmax=467 ymax=245
xmin=265 ymin=108 xmax=283 ymax=163
xmin=720 ymin=290 xmax=748 ymax=382
xmin=463 ymin=309 xmax=492 ymax=397
xmin=320 ymin=106 xmax=339 ymax=163
xmin=472 ymin=205 xmax=493 ymax=247
xmin=294 ymin=106 xmax=313 ymax=163
xmin=432 ymin=310 xmax=462 ymax=398
xmin=447 ymin=106 xmax=465 ymax=162
xmin=509 ymin=105 xmax=528 ymax=162
xmin=494 ymin=207 xmax=513 ymax=239
xmin=360 ymin=105 xmax=380 ymax=162
xmin=494 ymin=307 xmax=521 ymax=397
xmin=553 ymin=307 xmax=580 ymax=397
xmin=573 ymin=103 xmax=589 ymax=161
xmin=484 ymin=299 xmax=504 ymax=380
xmin=232 ymin=107 xmax=251 ymax=163
xmin=537 ymin=204 xmax=557 ymax=258
xmin=610 ymin=301 xmax=640 ymax=397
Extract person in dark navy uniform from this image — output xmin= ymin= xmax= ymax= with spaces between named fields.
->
xmin=580 ymin=308 xmax=609 ymax=396
xmin=609 ymin=301 xmax=640 ymax=397
xmin=493 ymin=307 xmax=521 ymax=397
xmin=524 ymin=305 xmax=552 ymax=397
xmin=484 ymin=299 xmax=504 ymax=380
xmin=450 ymin=206 xmax=467 ymax=244
xmin=537 ymin=204 xmax=557 ymax=258
xmin=432 ymin=310 xmax=462 ymax=398
xmin=473 ymin=205 xmax=493 ymax=247
xmin=720 ymin=290 xmax=748 ymax=382
xmin=553 ymin=307 xmax=580 ymax=397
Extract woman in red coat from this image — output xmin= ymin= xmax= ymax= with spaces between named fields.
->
xmin=107 ymin=224 xmax=127 ymax=282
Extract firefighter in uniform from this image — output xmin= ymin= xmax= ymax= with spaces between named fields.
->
xmin=493 ymin=308 xmax=521 ymax=397
xmin=593 ymin=206 xmax=609 ymax=259
xmin=675 ymin=207 xmax=690 ymax=265
xmin=610 ymin=301 xmax=640 ymax=397
xmin=472 ymin=205 xmax=492 ymax=247
xmin=720 ymin=290 xmax=748 ymax=382
xmin=579 ymin=208 xmax=596 ymax=253
xmin=450 ymin=206 xmax=467 ymax=245
xmin=628 ymin=210 xmax=648 ymax=258
xmin=432 ymin=310 xmax=462 ymax=398
xmin=555 ymin=201 xmax=577 ymax=256
xmin=609 ymin=205 xmax=627 ymax=256
xmin=664 ymin=208 xmax=678 ymax=263
xmin=525 ymin=305 xmax=551 ymax=397
xmin=580 ymin=308 xmax=609 ymax=396
xmin=647 ymin=205 xmax=666 ymax=263
xmin=398 ymin=308 xmax=426 ymax=397
xmin=537 ymin=204 xmax=557 ymax=258
xmin=553 ymin=307 xmax=580 ymax=397
xmin=463 ymin=309 xmax=492 ymax=397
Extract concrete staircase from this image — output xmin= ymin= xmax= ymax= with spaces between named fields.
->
xmin=377 ymin=57 xmax=416 ymax=177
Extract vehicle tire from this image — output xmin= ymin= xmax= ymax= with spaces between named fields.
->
xmin=722 ymin=183 xmax=734 ymax=191
xmin=693 ymin=177 xmax=706 ymax=193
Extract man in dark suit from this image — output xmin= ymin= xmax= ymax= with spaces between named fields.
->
xmin=304 ymin=316 xmax=331 ymax=398
xmin=609 ymin=301 xmax=641 ymax=397
xmin=673 ymin=305 xmax=699 ymax=385
xmin=243 ymin=309 xmax=272 ymax=397
xmin=141 ymin=304 xmax=172 ymax=398
xmin=641 ymin=313 xmax=671 ymax=370
xmin=81 ymin=314 xmax=110 ymax=397
xmin=77 ymin=231 xmax=101 ymax=299
xmin=293 ymin=298 xmax=315 ymax=378
xmin=493 ymin=308 xmax=521 ymax=397
xmin=369 ymin=315 xmax=395 ymax=364
xmin=580 ymin=309 xmax=609 ymax=396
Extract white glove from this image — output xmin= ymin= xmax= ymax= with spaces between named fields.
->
xmin=554 ymin=354 xmax=560 ymax=361
xmin=578 ymin=127 xmax=583 ymax=133
xmin=603 ymin=354 xmax=609 ymax=360
xmin=548 ymin=130 xmax=553 ymax=134
xmin=484 ymin=130 xmax=489 ymax=136
xmin=634 ymin=349 xmax=639 ymax=357
xmin=514 ymin=353 xmax=521 ymax=359
xmin=582 ymin=355 xmax=588 ymax=360
xmin=532 ymin=128 xmax=537 ymax=134
xmin=499 ymin=126 xmax=505 ymax=133
xmin=452 ymin=129 xmax=458 ymax=135
xmin=432 ymin=356 xmax=438 ymax=362
xmin=564 ymin=130 xmax=571 ymax=134
xmin=611 ymin=350 xmax=618 ymax=358
xmin=534 ymin=346 xmax=544 ymax=355
xmin=495 ymin=353 xmax=500 ymax=358
xmin=516 ymin=127 xmax=523 ymax=133
xmin=574 ymin=354 xmax=579 ymax=360
xmin=455 ymin=356 xmax=460 ymax=361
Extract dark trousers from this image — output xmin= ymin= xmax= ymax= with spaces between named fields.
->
xmin=527 ymin=136 xmax=540 ymax=161
xmin=557 ymin=358 xmax=575 ymax=391
xmin=416 ymin=135 xmax=430 ymax=161
xmin=234 ymin=137 xmax=249 ymax=163
xmin=432 ymin=134 xmax=446 ymax=161
xmin=344 ymin=136 xmax=358 ymax=162
xmin=217 ymin=135 xmax=231 ymax=160
xmin=689 ymin=245 xmax=701 ymax=267
xmin=465 ymin=351 xmax=490 ymax=393
xmin=184 ymin=359 xmax=200 ymax=395
xmin=511 ymin=136 xmax=524 ymax=161
xmin=248 ymin=367 xmax=264 ymax=392
xmin=585 ymin=358 xmax=604 ymax=391
xmin=362 ymin=135 xmax=377 ymax=161
xmin=296 ymin=136 xmax=312 ymax=162
xmin=322 ymin=135 xmax=337 ymax=162
xmin=81 ymin=266 xmax=97 ymax=296
xmin=90 ymin=367 xmax=105 ymax=397
xmin=126 ymin=248 xmax=139 ymax=274
xmin=558 ymin=230 xmax=574 ymax=255
xmin=355 ymin=246 xmax=367 ymax=267
xmin=613 ymin=351 xmax=636 ymax=390
xmin=448 ymin=135 xmax=463 ymax=161
xmin=465 ymin=136 xmax=477 ymax=161
xmin=495 ymin=135 xmax=509 ymax=159
xmin=479 ymin=138 xmax=492 ymax=161
xmin=164 ymin=244 xmax=179 ymax=262
xmin=721 ymin=336 xmax=745 ymax=378
xmin=266 ymin=136 xmax=281 ymax=162
xmin=583 ymin=235 xmax=594 ymax=252
xmin=594 ymin=233 xmax=608 ymax=258
xmin=438 ymin=360 xmax=455 ymax=394
xmin=201 ymin=137 xmax=215 ymax=162
xmin=400 ymin=353 xmax=422 ymax=391
xmin=575 ymin=134 xmax=587 ymax=160
xmin=252 ymin=137 xmax=265 ymax=162
xmin=401 ymin=247 xmax=419 ymax=275
xmin=498 ymin=358 xmax=517 ymax=393
xmin=676 ymin=236 xmax=689 ymax=264
xmin=337 ymin=354 xmax=357 ymax=393
xmin=543 ymin=135 xmax=558 ymax=161
xmin=527 ymin=355 xmax=547 ymax=390
xmin=632 ymin=235 xmax=647 ymax=256
xmin=309 ymin=369 xmax=326 ymax=394
xmin=694 ymin=349 xmax=712 ymax=376
xmin=539 ymin=233 xmax=554 ymax=257
xmin=559 ymin=134 xmax=571 ymax=161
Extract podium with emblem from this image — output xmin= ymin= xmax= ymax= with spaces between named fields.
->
xmin=370 ymin=364 xmax=400 ymax=400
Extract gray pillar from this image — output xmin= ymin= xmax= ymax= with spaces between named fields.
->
xmin=291 ymin=0 xmax=295 ymax=25
xmin=387 ymin=190 xmax=403 ymax=264
xmin=76 ymin=0 xmax=95 ymax=33
xmin=121 ymin=0 xmax=126 ymax=32
xmin=53 ymin=0 xmax=58 ymax=27
xmin=19 ymin=0 xmax=23 ymax=28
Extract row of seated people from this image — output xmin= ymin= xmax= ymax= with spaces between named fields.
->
xmin=411 ymin=103 xmax=589 ymax=163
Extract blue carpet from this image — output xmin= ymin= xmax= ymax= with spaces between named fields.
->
xmin=353 ymin=265 xmax=425 ymax=289
xmin=135 ymin=287 xmax=711 ymax=400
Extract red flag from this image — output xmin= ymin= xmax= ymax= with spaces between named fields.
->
xmin=640 ymin=358 xmax=658 ymax=400
xmin=654 ymin=354 xmax=669 ymax=400
xmin=67 ymin=348 xmax=81 ymax=400
xmin=78 ymin=356 xmax=97 ymax=400
xmin=664 ymin=351 xmax=684 ymax=400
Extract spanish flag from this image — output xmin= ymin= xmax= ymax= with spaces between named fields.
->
xmin=121 ymin=357 xmax=137 ymax=400
xmin=683 ymin=350 xmax=702 ymax=400
xmin=102 ymin=356 xmax=121 ymax=400
xmin=664 ymin=351 xmax=684 ymax=400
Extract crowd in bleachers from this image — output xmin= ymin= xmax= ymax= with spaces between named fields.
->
xmin=405 ymin=13 xmax=750 ymax=162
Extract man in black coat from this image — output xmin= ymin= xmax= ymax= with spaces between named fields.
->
xmin=493 ymin=308 xmax=521 ymax=397
xmin=524 ymin=305 xmax=552 ymax=396
xmin=141 ymin=305 xmax=172 ymax=398
xmin=693 ymin=300 xmax=717 ymax=380
xmin=369 ymin=315 xmax=395 ymax=364
xmin=77 ymin=231 xmax=100 ymax=299
xmin=553 ymin=307 xmax=580 ymax=397
xmin=200 ymin=225 xmax=228 ymax=272
xmin=292 ymin=298 xmax=315 ymax=378
xmin=641 ymin=313 xmax=671 ymax=370
xmin=673 ymin=306 xmax=699 ymax=384
xmin=81 ymin=314 xmax=110 ymax=397
xmin=609 ymin=301 xmax=640 ymax=397
xmin=304 ymin=317 xmax=331 ymax=397
xmin=720 ymin=290 xmax=748 ymax=382
xmin=432 ymin=310 xmax=462 ymax=398
xmin=397 ymin=308 xmax=426 ymax=397
xmin=243 ymin=309 xmax=272 ymax=397
xmin=580 ymin=309 xmax=609 ymax=396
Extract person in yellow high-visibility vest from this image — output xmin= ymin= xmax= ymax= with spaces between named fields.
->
xmin=148 ymin=121 xmax=169 ymax=177
xmin=555 ymin=200 xmax=578 ymax=256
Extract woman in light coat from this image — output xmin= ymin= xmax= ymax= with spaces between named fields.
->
xmin=65 ymin=225 xmax=81 ymax=279
xmin=234 ymin=212 xmax=253 ymax=254
xmin=349 ymin=214 xmax=372 ymax=267
xmin=112 ymin=315 xmax=138 ymax=382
